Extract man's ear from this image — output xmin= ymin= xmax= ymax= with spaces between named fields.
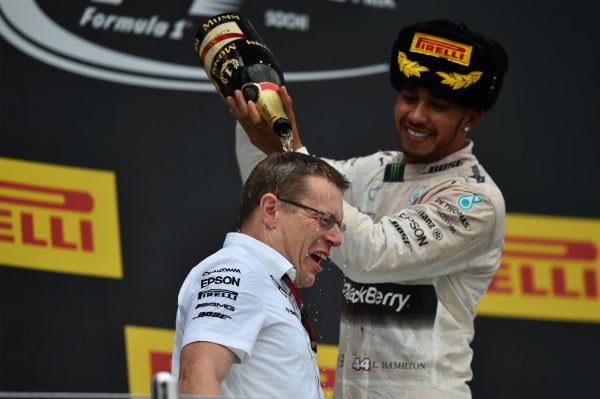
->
xmin=466 ymin=109 xmax=485 ymax=130
xmin=259 ymin=193 xmax=279 ymax=229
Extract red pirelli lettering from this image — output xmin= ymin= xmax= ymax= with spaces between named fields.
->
xmin=0 ymin=180 xmax=94 ymax=212
xmin=320 ymin=367 xmax=336 ymax=390
xmin=503 ymin=236 xmax=597 ymax=261
xmin=488 ymin=236 xmax=599 ymax=299
xmin=552 ymin=268 xmax=579 ymax=298
xmin=150 ymin=351 xmax=172 ymax=376
xmin=413 ymin=35 xmax=468 ymax=62
xmin=584 ymin=269 xmax=598 ymax=297
xmin=50 ymin=216 xmax=77 ymax=249
xmin=415 ymin=36 xmax=467 ymax=53
xmin=0 ymin=180 xmax=96 ymax=252
xmin=489 ymin=263 xmax=598 ymax=299
xmin=21 ymin=212 xmax=47 ymax=246
xmin=0 ymin=208 xmax=13 ymax=242
xmin=520 ymin=265 xmax=548 ymax=296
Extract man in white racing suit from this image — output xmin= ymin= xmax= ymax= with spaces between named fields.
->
xmin=229 ymin=19 xmax=509 ymax=399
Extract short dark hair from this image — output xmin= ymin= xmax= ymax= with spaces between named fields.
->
xmin=238 ymin=152 xmax=350 ymax=229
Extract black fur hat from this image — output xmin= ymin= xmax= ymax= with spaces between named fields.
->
xmin=390 ymin=20 xmax=509 ymax=111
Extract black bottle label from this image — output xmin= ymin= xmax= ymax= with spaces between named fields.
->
xmin=196 ymin=20 xmax=245 ymax=99
xmin=193 ymin=14 xmax=290 ymax=138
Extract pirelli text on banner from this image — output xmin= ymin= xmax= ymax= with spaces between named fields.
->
xmin=0 ymin=157 xmax=123 ymax=279
xmin=124 ymin=325 xmax=339 ymax=399
xmin=477 ymin=213 xmax=600 ymax=323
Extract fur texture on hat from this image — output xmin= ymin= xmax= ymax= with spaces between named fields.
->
xmin=390 ymin=20 xmax=508 ymax=111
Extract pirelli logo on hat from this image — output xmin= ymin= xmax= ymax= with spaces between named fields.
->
xmin=0 ymin=157 xmax=122 ymax=279
xmin=410 ymin=32 xmax=473 ymax=66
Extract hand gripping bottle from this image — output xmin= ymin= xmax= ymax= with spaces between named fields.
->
xmin=194 ymin=13 xmax=292 ymax=138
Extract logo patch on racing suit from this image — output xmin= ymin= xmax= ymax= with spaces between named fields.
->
xmin=457 ymin=193 xmax=483 ymax=211
xmin=384 ymin=163 xmax=405 ymax=182
xmin=341 ymin=278 xmax=438 ymax=327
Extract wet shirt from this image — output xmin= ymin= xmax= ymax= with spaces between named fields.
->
xmin=171 ymin=232 xmax=323 ymax=399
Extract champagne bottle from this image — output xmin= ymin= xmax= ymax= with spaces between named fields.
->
xmin=194 ymin=13 xmax=292 ymax=138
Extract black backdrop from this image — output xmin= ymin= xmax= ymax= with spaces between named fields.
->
xmin=1 ymin=1 xmax=599 ymax=398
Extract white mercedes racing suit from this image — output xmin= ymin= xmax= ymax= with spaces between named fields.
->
xmin=235 ymin=124 xmax=505 ymax=399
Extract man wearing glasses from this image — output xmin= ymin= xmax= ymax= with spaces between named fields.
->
xmin=171 ymin=152 xmax=349 ymax=398
xmin=229 ymin=19 xmax=508 ymax=399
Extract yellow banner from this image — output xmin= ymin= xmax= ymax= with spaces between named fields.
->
xmin=125 ymin=325 xmax=175 ymax=394
xmin=0 ymin=157 xmax=122 ymax=278
xmin=125 ymin=325 xmax=339 ymax=399
xmin=478 ymin=213 xmax=600 ymax=323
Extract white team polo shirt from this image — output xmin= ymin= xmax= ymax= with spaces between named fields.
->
xmin=172 ymin=232 xmax=323 ymax=399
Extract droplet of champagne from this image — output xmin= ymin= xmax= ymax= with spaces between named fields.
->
xmin=280 ymin=130 xmax=293 ymax=152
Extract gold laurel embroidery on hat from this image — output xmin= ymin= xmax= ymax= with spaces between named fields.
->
xmin=390 ymin=19 xmax=509 ymax=110
xmin=397 ymin=51 xmax=429 ymax=78
xmin=435 ymin=70 xmax=483 ymax=90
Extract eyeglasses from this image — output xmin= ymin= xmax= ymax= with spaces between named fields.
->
xmin=278 ymin=197 xmax=346 ymax=232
